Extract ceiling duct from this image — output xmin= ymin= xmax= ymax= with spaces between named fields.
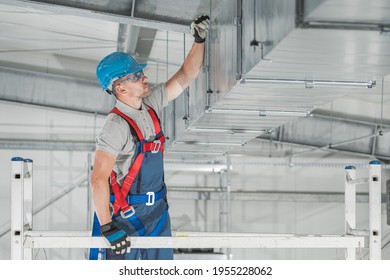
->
xmin=163 ymin=0 xmax=389 ymax=158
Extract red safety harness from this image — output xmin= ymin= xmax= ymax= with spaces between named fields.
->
xmin=109 ymin=106 xmax=165 ymax=217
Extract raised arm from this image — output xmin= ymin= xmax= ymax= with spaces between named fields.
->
xmin=165 ymin=15 xmax=210 ymax=102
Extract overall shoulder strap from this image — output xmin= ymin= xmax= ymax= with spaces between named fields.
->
xmin=145 ymin=106 xmax=161 ymax=133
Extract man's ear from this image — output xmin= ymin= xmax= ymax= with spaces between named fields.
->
xmin=114 ymin=84 xmax=126 ymax=95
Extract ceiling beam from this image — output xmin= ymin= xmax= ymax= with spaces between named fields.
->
xmin=250 ymin=107 xmax=390 ymax=160
xmin=0 ymin=0 xmax=188 ymax=33
xmin=0 ymin=139 xmax=95 ymax=151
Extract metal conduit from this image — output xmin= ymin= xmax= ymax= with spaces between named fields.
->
xmin=242 ymin=77 xmax=376 ymax=88
xmin=164 ymin=159 xmax=390 ymax=169
xmin=286 ymin=131 xmax=385 ymax=158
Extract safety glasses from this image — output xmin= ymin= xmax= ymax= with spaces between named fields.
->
xmin=120 ymin=70 xmax=144 ymax=84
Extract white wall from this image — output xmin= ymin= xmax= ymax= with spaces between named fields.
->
xmin=1 ymin=102 xmax=389 ymax=260
xmin=166 ymin=155 xmax=390 ymax=260
xmin=0 ymin=102 xmax=102 ymax=259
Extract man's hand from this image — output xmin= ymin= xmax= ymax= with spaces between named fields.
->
xmin=191 ymin=15 xmax=210 ymax=43
xmin=101 ymin=221 xmax=131 ymax=254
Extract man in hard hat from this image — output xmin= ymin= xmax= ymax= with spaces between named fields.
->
xmin=90 ymin=15 xmax=210 ymax=260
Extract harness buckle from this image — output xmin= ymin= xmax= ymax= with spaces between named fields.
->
xmin=146 ymin=191 xmax=155 ymax=206
xmin=151 ymin=140 xmax=161 ymax=153
xmin=120 ymin=206 xmax=136 ymax=219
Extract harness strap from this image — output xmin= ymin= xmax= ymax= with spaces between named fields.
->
xmin=109 ymin=106 xmax=145 ymax=214
xmin=110 ymin=186 xmax=167 ymax=206
xmin=113 ymin=205 xmax=168 ymax=237
xmin=110 ymin=107 xmax=145 ymax=141
xmin=147 ymin=108 xmax=165 ymax=155
xmin=109 ymin=106 xmax=165 ymax=215
xmin=110 ymin=106 xmax=163 ymax=145
xmin=142 ymin=135 xmax=165 ymax=153
xmin=111 ymin=153 xmax=145 ymax=214
xmin=126 ymin=212 xmax=146 ymax=236
xmin=110 ymin=106 xmax=165 ymax=156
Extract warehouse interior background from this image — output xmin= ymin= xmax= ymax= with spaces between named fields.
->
xmin=1 ymin=0 xmax=390 ymax=260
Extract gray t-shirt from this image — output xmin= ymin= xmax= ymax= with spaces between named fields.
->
xmin=96 ymin=83 xmax=168 ymax=185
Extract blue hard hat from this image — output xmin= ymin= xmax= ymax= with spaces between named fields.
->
xmin=96 ymin=52 xmax=147 ymax=91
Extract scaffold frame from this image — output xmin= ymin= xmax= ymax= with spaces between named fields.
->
xmin=11 ymin=157 xmax=382 ymax=260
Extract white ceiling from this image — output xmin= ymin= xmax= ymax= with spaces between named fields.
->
xmin=0 ymin=0 xmax=390 ymax=161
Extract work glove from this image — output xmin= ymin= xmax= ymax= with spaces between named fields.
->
xmin=101 ymin=221 xmax=131 ymax=254
xmin=190 ymin=15 xmax=210 ymax=43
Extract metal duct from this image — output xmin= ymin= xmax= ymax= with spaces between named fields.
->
xmin=166 ymin=0 xmax=302 ymax=154
xmin=0 ymin=66 xmax=114 ymax=115
xmin=166 ymin=0 xmax=389 ymax=158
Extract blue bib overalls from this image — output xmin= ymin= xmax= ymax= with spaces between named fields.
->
xmin=90 ymin=106 xmax=173 ymax=260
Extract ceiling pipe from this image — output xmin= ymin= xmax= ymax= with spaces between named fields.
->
xmin=0 ymin=139 xmax=95 ymax=151
xmin=131 ymin=0 xmax=136 ymax=18
xmin=301 ymin=20 xmax=390 ymax=34
xmin=205 ymin=24 xmax=213 ymax=110
xmin=241 ymin=77 xmax=376 ymax=88
xmin=328 ymin=131 xmax=385 ymax=149
xmin=166 ymin=150 xmax=226 ymax=156
xmin=208 ymin=108 xmax=312 ymax=117
xmin=259 ymin=110 xmax=312 ymax=117
xmin=174 ymin=141 xmax=246 ymax=147
xmin=186 ymin=127 xmax=266 ymax=134
xmin=286 ymin=130 xmax=387 ymax=158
